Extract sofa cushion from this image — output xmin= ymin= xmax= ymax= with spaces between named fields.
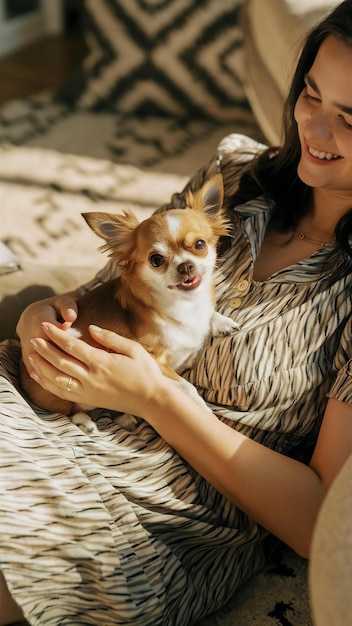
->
xmin=242 ymin=0 xmax=340 ymax=144
xmin=56 ymin=0 xmax=249 ymax=122
xmin=310 ymin=453 xmax=352 ymax=626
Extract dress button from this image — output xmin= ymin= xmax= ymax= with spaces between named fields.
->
xmin=236 ymin=279 xmax=249 ymax=292
xmin=229 ymin=297 xmax=241 ymax=309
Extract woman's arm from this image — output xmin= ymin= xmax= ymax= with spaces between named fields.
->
xmin=144 ymin=387 xmax=352 ymax=558
xmin=26 ymin=324 xmax=352 ymax=559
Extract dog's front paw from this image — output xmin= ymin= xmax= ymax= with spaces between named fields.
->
xmin=210 ymin=311 xmax=239 ymax=336
xmin=71 ymin=411 xmax=98 ymax=434
xmin=114 ymin=413 xmax=139 ymax=430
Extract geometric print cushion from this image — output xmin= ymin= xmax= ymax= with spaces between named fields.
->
xmin=56 ymin=0 xmax=248 ymax=121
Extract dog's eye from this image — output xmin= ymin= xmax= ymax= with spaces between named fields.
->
xmin=149 ymin=253 xmax=165 ymax=268
xmin=194 ymin=239 xmax=206 ymax=250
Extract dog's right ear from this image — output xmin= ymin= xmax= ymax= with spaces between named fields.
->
xmin=185 ymin=174 xmax=224 ymax=216
xmin=82 ymin=211 xmax=139 ymax=262
xmin=185 ymin=174 xmax=230 ymax=238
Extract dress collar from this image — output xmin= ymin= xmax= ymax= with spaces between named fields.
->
xmin=233 ymin=196 xmax=344 ymax=284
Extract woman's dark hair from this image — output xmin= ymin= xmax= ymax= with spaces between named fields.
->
xmin=236 ymin=0 xmax=352 ymax=262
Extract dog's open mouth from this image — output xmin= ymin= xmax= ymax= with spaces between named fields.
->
xmin=176 ymin=275 xmax=202 ymax=290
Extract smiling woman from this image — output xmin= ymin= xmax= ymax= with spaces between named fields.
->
xmin=252 ymin=33 xmax=352 ymax=282
xmin=295 ymin=36 xmax=352 ymax=194
xmin=2 ymin=2 xmax=352 ymax=626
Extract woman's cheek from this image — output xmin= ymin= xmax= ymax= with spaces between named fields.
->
xmin=294 ymin=92 xmax=308 ymax=126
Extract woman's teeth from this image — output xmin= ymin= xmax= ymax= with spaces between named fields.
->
xmin=308 ymin=147 xmax=340 ymax=160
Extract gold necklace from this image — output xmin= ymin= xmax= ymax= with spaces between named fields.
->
xmin=265 ymin=230 xmax=335 ymax=248
xmin=297 ymin=232 xmax=335 ymax=248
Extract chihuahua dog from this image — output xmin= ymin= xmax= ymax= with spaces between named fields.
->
xmin=20 ymin=173 xmax=237 ymax=432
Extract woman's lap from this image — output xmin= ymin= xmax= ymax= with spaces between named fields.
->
xmin=0 ymin=341 xmax=266 ymax=625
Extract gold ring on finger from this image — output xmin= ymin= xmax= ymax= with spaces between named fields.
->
xmin=66 ymin=376 xmax=74 ymax=392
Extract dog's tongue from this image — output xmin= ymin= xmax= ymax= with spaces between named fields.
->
xmin=177 ymin=275 xmax=202 ymax=290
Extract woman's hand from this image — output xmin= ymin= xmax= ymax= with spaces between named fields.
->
xmin=27 ymin=323 xmax=167 ymax=417
xmin=16 ymin=293 xmax=78 ymax=371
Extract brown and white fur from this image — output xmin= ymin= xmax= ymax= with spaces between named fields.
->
xmin=20 ymin=174 xmax=237 ymax=432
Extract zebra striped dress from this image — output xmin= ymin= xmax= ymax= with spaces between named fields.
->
xmin=0 ymin=135 xmax=351 ymax=626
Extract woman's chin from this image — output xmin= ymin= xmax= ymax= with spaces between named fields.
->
xmin=297 ymin=160 xmax=328 ymax=188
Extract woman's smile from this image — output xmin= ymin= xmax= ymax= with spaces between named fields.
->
xmin=303 ymin=142 xmax=341 ymax=166
xmin=307 ymin=145 xmax=340 ymax=161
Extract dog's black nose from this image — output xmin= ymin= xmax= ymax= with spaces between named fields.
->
xmin=178 ymin=261 xmax=194 ymax=276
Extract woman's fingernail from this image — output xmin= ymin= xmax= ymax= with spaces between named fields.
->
xmin=90 ymin=325 xmax=102 ymax=332
xmin=30 ymin=339 xmax=38 ymax=349
xmin=30 ymin=372 xmax=40 ymax=383
xmin=28 ymin=355 xmax=35 ymax=365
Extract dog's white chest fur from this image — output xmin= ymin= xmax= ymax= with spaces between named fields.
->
xmin=153 ymin=288 xmax=237 ymax=372
xmin=161 ymin=306 xmax=212 ymax=371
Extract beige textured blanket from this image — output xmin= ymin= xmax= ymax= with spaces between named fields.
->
xmin=0 ymin=144 xmax=188 ymax=268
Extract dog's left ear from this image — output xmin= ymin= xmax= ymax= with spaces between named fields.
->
xmin=82 ymin=211 xmax=139 ymax=263
xmin=82 ymin=211 xmax=139 ymax=241
xmin=186 ymin=173 xmax=224 ymax=218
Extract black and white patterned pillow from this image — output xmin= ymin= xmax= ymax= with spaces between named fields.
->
xmin=56 ymin=0 xmax=247 ymax=121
